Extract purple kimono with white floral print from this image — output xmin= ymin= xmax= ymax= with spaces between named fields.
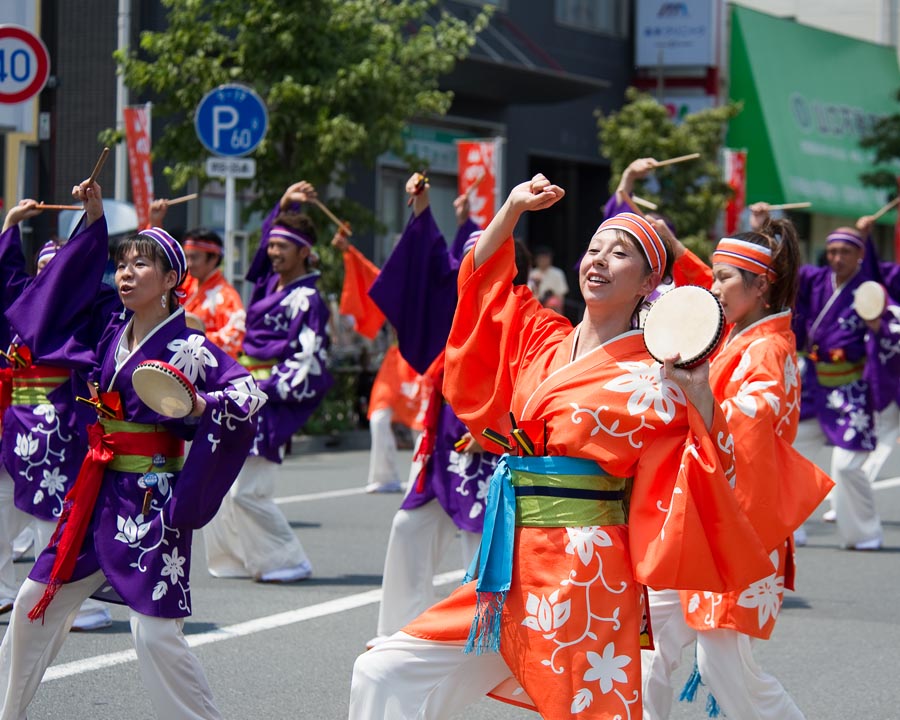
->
xmin=368 ymin=208 xmax=498 ymax=532
xmin=1 ymin=225 xmax=115 ymax=521
xmin=794 ymin=265 xmax=900 ymax=452
xmin=7 ymin=217 xmax=267 ymax=618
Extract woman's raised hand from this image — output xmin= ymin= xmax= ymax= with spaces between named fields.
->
xmin=72 ymin=181 xmax=103 ymax=227
xmin=507 ymin=174 xmax=565 ymax=214
xmin=2 ymin=199 xmax=42 ymax=232
xmin=280 ymin=181 xmax=317 ymax=209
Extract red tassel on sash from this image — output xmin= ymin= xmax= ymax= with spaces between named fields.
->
xmin=411 ymin=355 xmax=446 ymax=493
xmin=28 ymin=422 xmax=113 ymax=622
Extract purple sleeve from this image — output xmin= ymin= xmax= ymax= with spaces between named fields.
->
xmin=368 ymin=208 xmax=459 ymax=374
xmin=604 ymin=193 xmax=632 ymax=220
xmin=5 ymin=217 xmax=120 ymax=370
xmin=450 ymin=217 xmax=482 ymax=263
xmin=166 ymin=344 xmax=268 ymax=529
xmin=0 ymin=226 xmax=31 ymax=351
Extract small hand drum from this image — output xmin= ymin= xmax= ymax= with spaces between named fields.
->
xmin=642 ymin=285 xmax=725 ymax=368
xmin=185 ymin=312 xmax=206 ymax=333
xmin=853 ymin=281 xmax=887 ymax=321
xmin=132 ymin=360 xmax=197 ymax=418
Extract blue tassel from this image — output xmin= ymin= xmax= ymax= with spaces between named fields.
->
xmin=679 ymin=658 xmax=702 ymax=703
xmin=706 ymin=692 xmax=721 ymax=717
xmin=463 ymin=591 xmax=505 ymax=655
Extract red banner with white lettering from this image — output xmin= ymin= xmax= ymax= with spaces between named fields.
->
xmin=123 ymin=104 xmax=154 ymax=230
xmin=456 ymin=139 xmax=499 ymax=227
xmin=723 ymin=148 xmax=747 ymax=235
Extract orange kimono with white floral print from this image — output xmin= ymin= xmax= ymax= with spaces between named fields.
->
xmin=182 ymin=269 xmax=246 ymax=359
xmin=673 ymin=250 xmax=833 ymax=640
xmin=401 ymin=238 xmax=773 ymax=720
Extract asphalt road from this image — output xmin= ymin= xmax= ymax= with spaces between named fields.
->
xmin=5 ymin=443 xmax=900 ymax=719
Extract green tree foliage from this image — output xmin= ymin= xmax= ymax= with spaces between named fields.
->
xmin=106 ymin=0 xmax=488 ymax=225
xmin=596 ymin=88 xmax=742 ymax=256
xmin=859 ymin=89 xmax=900 ymax=191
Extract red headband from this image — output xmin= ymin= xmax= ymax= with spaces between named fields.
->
xmin=183 ymin=239 xmax=223 ymax=256
xmin=712 ymin=237 xmax=777 ymax=282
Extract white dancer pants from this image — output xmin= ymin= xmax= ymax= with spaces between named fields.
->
xmin=349 ymin=632 xmax=513 ymax=720
xmin=641 ymin=589 xmax=804 ymax=720
xmin=862 ymin=403 xmax=900 ymax=482
xmin=0 ymin=470 xmax=106 ymax=617
xmin=793 ymin=419 xmax=882 ymax=546
xmin=376 ymin=499 xmax=481 ymax=639
xmin=204 ymin=456 xmax=310 ymax=578
xmin=367 ymin=408 xmax=402 ymax=488
xmin=0 ymin=571 xmax=221 ymax=720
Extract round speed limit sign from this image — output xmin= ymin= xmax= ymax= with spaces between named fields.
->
xmin=0 ymin=25 xmax=50 ymax=105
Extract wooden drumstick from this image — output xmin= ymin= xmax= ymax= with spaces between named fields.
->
xmin=619 ymin=192 xmax=646 ymax=218
xmin=461 ymin=171 xmax=485 ymax=196
xmin=311 ymin=198 xmax=352 ymax=237
xmin=652 ymin=153 xmax=700 ymax=168
xmin=164 ymin=193 xmax=199 ymax=206
xmin=36 ymin=204 xmax=82 ymax=211
xmin=871 ymin=196 xmax=900 ymax=222
xmin=764 ymin=201 xmax=812 ymax=211
xmin=632 ymin=195 xmax=658 ymax=211
xmin=406 ymin=172 xmax=428 ymax=207
xmin=86 ymin=147 xmax=110 ymax=185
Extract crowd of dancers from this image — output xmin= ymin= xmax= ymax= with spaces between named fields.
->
xmin=0 ymin=152 xmax=896 ymax=719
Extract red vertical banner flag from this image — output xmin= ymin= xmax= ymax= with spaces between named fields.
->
xmin=723 ymin=148 xmax=747 ymax=235
xmin=123 ymin=104 xmax=154 ymax=230
xmin=456 ymin=139 xmax=499 ymax=227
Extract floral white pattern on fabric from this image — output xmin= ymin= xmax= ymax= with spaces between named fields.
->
xmin=583 ymin=642 xmax=632 ymax=694
xmin=39 ymin=467 xmax=67 ymax=496
xmin=728 ymin=378 xmax=780 ymax=419
xmin=565 ymin=526 xmax=613 ymax=566
xmin=167 ymin=335 xmax=219 ymax=383
xmin=161 ymin=547 xmax=187 ymax=584
xmin=604 ymin=361 xmax=685 ymax=424
xmin=273 ymin=325 xmax=326 ymax=401
xmin=449 ymin=450 xmax=497 ymax=522
xmin=736 ymin=549 xmax=784 ymax=629
xmin=280 ymin=286 xmax=317 ymax=320
xmin=522 ymin=590 xmax=571 ymax=639
xmin=115 ymin=513 xmax=152 ymax=547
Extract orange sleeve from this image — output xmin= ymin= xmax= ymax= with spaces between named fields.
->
xmin=340 ymin=245 xmax=386 ymax=340
xmin=629 ymin=403 xmax=773 ymax=593
xmin=673 ymin=248 xmax=713 ymax=289
xmin=722 ymin=342 xmax=833 ymax=551
xmin=444 ymin=238 xmax=568 ymax=446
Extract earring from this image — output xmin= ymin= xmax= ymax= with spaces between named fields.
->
xmin=160 ymin=293 xmax=167 ymax=308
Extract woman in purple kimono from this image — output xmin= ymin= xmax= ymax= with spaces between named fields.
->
xmin=362 ymin=174 xmax=515 ymax=648
xmin=0 ymin=200 xmax=114 ymax=630
xmin=752 ymin=205 xmax=900 ymax=550
xmin=204 ymin=181 xmax=334 ymax=583
xmin=0 ymin=181 xmax=267 ymax=719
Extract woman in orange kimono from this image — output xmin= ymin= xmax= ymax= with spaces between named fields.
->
xmin=641 ymin=219 xmax=833 ymax=719
xmin=349 ymin=175 xmax=773 ymax=720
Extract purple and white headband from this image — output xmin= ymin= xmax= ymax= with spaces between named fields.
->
xmin=268 ymin=225 xmax=314 ymax=249
xmin=139 ymin=227 xmax=187 ymax=286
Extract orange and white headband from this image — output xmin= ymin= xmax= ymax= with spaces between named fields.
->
xmin=597 ymin=212 xmax=666 ymax=275
xmin=183 ymin=238 xmax=223 ymax=256
xmin=713 ymin=238 xmax=776 ymax=281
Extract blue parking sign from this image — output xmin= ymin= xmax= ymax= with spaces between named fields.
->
xmin=194 ymin=83 xmax=268 ymax=157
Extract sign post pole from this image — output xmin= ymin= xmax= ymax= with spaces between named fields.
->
xmin=224 ymin=173 xmax=236 ymax=284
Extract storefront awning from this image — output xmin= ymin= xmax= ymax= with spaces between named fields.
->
xmin=727 ymin=5 xmax=900 ymax=219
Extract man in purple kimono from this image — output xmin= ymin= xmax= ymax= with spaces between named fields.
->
xmin=752 ymin=207 xmax=900 ymax=550
xmin=0 ymin=182 xmax=267 ymax=718
xmin=0 ymin=201 xmax=114 ymax=630
xmin=363 ymin=175 xmax=505 ymax=647
xmin=204 ymin=181 xmax=334 ymax=583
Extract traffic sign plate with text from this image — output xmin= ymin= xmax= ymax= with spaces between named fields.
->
xmin=194 ymin=83 xmax=268 ymax=157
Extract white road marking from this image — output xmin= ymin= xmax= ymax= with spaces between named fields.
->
xmin=873 ymin=476 xmax=900 ymax=490
xmin=273 ymin=487 xmax=367 ymax=504
xmin=43 ymin=569 xmax=465 ymax=682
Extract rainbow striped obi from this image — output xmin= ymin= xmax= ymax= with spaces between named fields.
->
xmin=464 ymin=454 xmax=630 ymax=654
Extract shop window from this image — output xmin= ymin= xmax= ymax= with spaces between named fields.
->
xmin=554 ymin=0 xmax=626 ymax=36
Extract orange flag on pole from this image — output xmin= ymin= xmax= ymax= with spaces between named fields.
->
xmin=340 ymin=245 xmax=385 ymax=339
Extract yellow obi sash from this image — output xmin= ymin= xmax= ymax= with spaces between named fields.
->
xmin=511 ymin=460 xmax=629 ymax=527
xmin=10 ymin=365 xmax=69 ymax=406
xmin=99 ymin=418 xmax=185 ymax=474
xmin=814 ymin=358 xmax=865 ymax=387
xmin=238 ymin=354 xmax=277 ymax=380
